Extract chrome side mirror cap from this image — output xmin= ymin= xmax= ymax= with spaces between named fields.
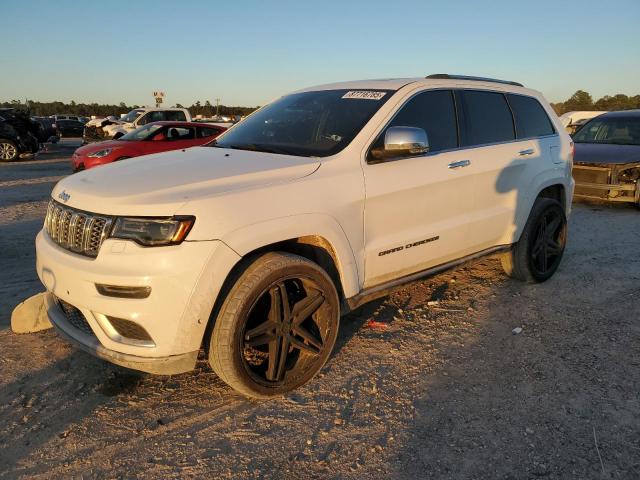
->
xmin=370 ymin=126 xmax=429 ymax=162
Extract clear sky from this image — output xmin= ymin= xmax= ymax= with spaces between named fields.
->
xmin=2 ymin=0 xmax=639 ymax=107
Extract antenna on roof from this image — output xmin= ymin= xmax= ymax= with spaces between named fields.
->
xmin=426 ymin=74 xmax=524 ymax=87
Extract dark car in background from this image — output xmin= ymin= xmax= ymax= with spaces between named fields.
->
xmin=55 ymin=119 xmax=85 ymax=138
xmin=572 ymin=110 xmax=640 ymax=207
xmin=0 ymin=108 xmax=39 ymax=161
xmin=32 ymin=117 xmax=59 ymax=144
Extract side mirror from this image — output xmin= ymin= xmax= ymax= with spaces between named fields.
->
xmin=370 ymin=126 xmax=429 ymax=162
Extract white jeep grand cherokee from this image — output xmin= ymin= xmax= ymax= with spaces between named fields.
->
xmin=36 ymin=75 xmax=574 ymax=398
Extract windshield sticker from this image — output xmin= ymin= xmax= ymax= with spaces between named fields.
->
xmin=342 ymin=91 xmax=387 ymax=100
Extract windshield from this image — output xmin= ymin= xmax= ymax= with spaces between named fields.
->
xmin=574 ymin=117 xmax=640 ymax=146
xmin=119 ymin=123 xmax=163 ymax=141
xmin=212 ymin=89 xmax=393 ymax=157
xmin=121 ymin=110 xmax=143 ymax=123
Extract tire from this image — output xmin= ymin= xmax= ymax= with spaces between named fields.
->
xmin=501 ymin=198 xmax=567 ymax=283
xmin=209 ymin=252 xmax=340 ymax=398
xmin=0 ymin=139 xmax=19 ymax=161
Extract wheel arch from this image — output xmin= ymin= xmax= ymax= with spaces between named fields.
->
xmin=199 ymin=223 xmax=359 ymax=353
xmin=512 ymin=175 xmax=571 ymax=242
xmin=537 ymin=183 xmax=566 ymax=211
xmin=221 ymin=215 xmax=360 ymax=299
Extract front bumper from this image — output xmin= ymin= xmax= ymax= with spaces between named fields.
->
xmin=36 ymin=229 xmax=241 ymax=373
xmin=45 ymin=293 xmax=198 ymax=374
xmin=573 ymin=163 xmax=639 ymax=204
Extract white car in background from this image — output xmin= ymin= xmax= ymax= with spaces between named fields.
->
xmin=37 ymin=74 xmax=574 ymax=398
xmin=83 ymin=107 xmax=192 ymax=142
xmin=559 ymin=111 xmax=607 ymax=134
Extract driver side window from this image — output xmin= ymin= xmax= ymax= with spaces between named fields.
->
xmin=370 ymin=90 xmax=458 ymax=156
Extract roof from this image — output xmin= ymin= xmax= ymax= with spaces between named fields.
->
xmin=295 ymin=75 xmax=532 ymax=95
xmin=135 ymin=107 xmax=189 ymax=112
xmin=295 ymin=78 xmax=421 ymax=93
xmin=597 ymin=109 xmax=640 ymax=118
xmin=147 ymin=121 xmax=226 ymax=128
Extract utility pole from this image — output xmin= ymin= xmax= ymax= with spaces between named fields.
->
xmin=215 ymin=98 xmax=220 ymax=117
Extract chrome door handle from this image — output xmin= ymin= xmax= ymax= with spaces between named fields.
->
xmin=448 ymin=160 xmax=471 ymax=169
xmin=519 ymin=148 xmax=535 ymax=156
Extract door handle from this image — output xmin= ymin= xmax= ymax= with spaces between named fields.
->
xmin=448 ymin=160 xmax=471 ymax=169
xmin=519 ymin=148 xmax=535 ymax=156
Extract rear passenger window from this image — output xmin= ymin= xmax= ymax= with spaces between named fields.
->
xmin=199 ymin=127 xmax=221 ymax=138
xmin=507 ymin=94 xmax=555 ymax=139
xmin=374 ymin=90 xmax=458 ymax=154
xmin=164 ymin=111 xmax=187 ymax=121
xmin=457 ymin=90 xmax=515 ymax=146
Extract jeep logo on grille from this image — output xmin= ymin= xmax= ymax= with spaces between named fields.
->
xmin=58 ymin=190 xmax=71 ymax=203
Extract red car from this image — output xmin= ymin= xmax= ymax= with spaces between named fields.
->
xmin=71 ymin=121 xmax=226 ymax=171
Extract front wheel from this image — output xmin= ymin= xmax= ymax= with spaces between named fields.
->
xmin=501 ymin=198 xmax=567 ymax=283
xmin=209 ymin=252 xmax=340 ymax=398
xmin=0 ymin=139 xmax=19 ymax=161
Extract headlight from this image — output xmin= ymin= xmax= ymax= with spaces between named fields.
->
xmin=87 ymin=148 xmax=112 ymax=158
xmin=110 ymin=216 xmax=195 ymax=246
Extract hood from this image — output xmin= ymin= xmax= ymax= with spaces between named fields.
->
xmin=574 ymin=143 xmax=640 ymax=165
xmin=103 ymin=123 xmax=131 ymax=133
xmin=52 ymin=147 xmax=320 ymax=215
xmin=75 ymin=139 xmax=128 ymax=155
xmin=85 ymin=117 xmax=122 ymax=128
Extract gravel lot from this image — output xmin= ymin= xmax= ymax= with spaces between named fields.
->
xmin=0 ymin=148 xmax=639 ymax=479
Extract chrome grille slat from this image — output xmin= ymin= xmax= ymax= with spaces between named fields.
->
xmin=68 ymin=213 xmax=80 ymax=249
xmin=44 ymin=200 xmax=112 ymax=258
xmin=83 ymin=217 xmax=96 ymax=252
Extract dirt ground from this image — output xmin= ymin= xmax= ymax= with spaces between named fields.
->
xmin=0 ymin=148 xmax=639 ymax=479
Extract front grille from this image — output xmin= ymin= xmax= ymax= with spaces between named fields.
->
xmin=573 ymin=165 xmax=610 ymax=185
xmin=83 ymin=125 xmax=107 ymax=143
xmin=107 ymin=316 xmax=154 ymax=342
xmin=573 ymin=165 xmax=612 ymax=199
xmin=44 ymin=200 xmax=113 ymax=257
xmin=57 ymin=298 xmax=96 ymax=338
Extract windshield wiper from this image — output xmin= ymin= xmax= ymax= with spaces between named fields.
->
xmin=218 ymin=143 xmax=294 ymax=155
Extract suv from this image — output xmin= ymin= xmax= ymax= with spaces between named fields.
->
xmin=83 ymin=108 xmax=192 ymax=143
xmin=36 ymin=75 xmax=574 ymax=398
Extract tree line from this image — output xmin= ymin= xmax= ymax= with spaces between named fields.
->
xmin=551 ymin=91 xmax=640 ymax=115
xmin=0 ymin=99 xmax=258 ymax=118
xmin=2 ymin=90 xmax=639 ymax=118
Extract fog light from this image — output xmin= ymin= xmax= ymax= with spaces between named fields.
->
xmin=96 ymin=284 xmax=151 ymax=299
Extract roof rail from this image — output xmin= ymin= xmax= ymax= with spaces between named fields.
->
xmin=426 ymin=74 xmax=524 ymax=87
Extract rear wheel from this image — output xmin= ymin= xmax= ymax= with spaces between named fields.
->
xmin=0 ymin=139 xmax=18 ymax=161
xmin=501 ymin=198 xmax=567 ymax=283
xmin=209 ymin=252 xmax=340 ymax=398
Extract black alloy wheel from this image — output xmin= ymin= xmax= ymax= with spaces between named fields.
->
xmin=501 ymin=198 xmax=567 ymax=283
xmin=209 ymin=252 xmax=339 ymax=398
xmin=242 ymin=277 xmax=330 ymax=384
xmin=529 ymin=206 xmax=566 ymax=277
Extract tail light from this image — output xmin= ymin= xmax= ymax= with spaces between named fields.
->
xmin=569 ymin=140 xmax=575 ymax=168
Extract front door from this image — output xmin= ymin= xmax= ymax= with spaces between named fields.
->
xmin=363 ymin=89 xmax=476 ymax=288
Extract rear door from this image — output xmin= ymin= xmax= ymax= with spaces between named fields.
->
xmin=363 ymin=89 xmax=476 ymax=288
xmin=455 ymin=90 xmax=557 ymax=250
